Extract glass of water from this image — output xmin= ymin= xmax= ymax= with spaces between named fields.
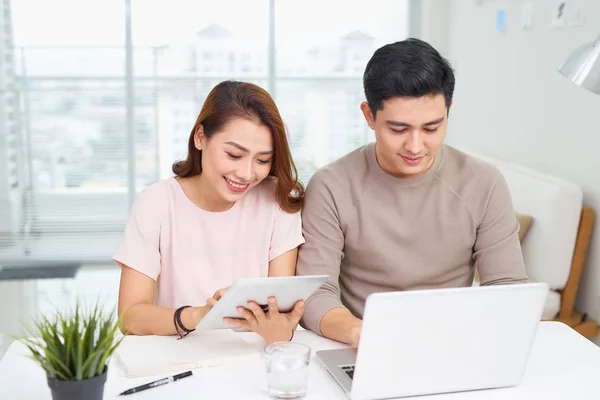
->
xmin=264 ymin=342 xmax=311 ymax=399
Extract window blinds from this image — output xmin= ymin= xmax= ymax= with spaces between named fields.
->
xmin=0 ymin=0 xmax=409 ymax=265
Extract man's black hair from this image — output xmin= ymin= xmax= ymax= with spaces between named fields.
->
xmin=363 ymin=38 xmax=455 ymax=117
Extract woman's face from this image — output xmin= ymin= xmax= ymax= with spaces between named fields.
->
xmin=195 ymin=117 xmax=274 ymax=206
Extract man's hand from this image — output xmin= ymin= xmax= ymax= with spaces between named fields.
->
xmin=330 ymin=313 xmax=362 ymax=346
xmin=223 ymin=297 xmax=304 ymax=343
xmin=347 ymin=320 xmax=362 ymax=347
xmin=320 ymin=307 xmax=363 ymax=346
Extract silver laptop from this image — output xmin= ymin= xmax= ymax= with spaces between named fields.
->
xmin=316 ymin=282 xmax=548 ymax=400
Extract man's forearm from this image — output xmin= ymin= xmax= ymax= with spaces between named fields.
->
xmin=319 ymin=307 xmax=362 ymax=345
xmin=300 ymin=279 xmax=347 ymax=332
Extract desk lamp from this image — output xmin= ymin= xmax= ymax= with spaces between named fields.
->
xmin=558 ymin=34 xmax=600 ymax=94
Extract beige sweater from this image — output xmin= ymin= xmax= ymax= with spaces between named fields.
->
xmin=296 ymin=142 xmax=528 ymax=335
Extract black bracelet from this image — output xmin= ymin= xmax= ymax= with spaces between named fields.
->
xmin=174 ymin=307 xmax=188 ymax=340
xmin=177 ymin=306 xmax=195 ymax=332
xmin=173 ymin=307 xmax=183 ymax=339
xmin=174 ymin=305 xmax=195 ymax=339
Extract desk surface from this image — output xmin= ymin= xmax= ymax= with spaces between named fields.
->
xmin=1 ymin=321 xmax=599 ymax=399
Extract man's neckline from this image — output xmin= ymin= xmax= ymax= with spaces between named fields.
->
xmin=366 ymin=142 xmax=444 ymax=187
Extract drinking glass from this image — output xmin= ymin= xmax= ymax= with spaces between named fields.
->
xmin=264 ymin=342 xmax=311 ymax=399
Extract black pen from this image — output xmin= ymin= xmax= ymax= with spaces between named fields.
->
xmin=118 ymin=371 xmax=193 ymax=396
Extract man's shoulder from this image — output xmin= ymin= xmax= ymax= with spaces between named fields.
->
xmin=309 ymin=143 xmax=371 ymax=189
xmin=303 ymin=144 xmax=373 ymax=218
xmin=436 ymin=145 xmax=510 ymax=222
xmin=437 ymin=145 xmax=506 ymax=190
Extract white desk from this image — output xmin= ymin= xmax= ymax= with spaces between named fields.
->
xmin=1 ymin=321 xmax=599 ymax=399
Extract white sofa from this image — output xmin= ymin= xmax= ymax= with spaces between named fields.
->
xmin=462 ymin=148 xmax=596 ymax=334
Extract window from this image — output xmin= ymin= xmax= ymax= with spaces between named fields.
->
xmin=0 ymin=0 xmax=410 ymax=263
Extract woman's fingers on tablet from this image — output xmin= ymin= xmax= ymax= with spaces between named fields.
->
xmin=213 ymin=286 xmax=229 ymax=300
xmin=206 ymin=297 xmax=217 ymax=307
xmin=236 ymin=306 xmax=256 ymax=324
xmin=267 ymin=297 xmax=279 ymax=315
xmin=223 ymin=317 xmax=249 ymax=329
xmin=288 ymin=300 xmax=305 ymax=324
xmin=246 ymin=301 xmax=266 ymax=322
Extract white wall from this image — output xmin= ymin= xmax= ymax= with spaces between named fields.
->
xmin=436 ymin=0 xmax=600 ymax=342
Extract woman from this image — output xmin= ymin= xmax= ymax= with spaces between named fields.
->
xmin=113 ymin=80 xmax=305 ymax=344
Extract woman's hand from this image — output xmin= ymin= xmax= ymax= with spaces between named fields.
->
xmin=223 ymin=297 xmax=304 ymax=343
xmin=211 ymin=286 xmax=229 ymax=301
xmin=186 ymin=286 xmax=231 ymax=327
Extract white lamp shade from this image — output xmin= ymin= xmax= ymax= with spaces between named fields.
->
xmin=558 ymin=35 xmax=600 ymax=95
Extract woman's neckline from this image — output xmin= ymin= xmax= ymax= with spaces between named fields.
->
xmin=170 ymin=176 xmax=240 ymax=214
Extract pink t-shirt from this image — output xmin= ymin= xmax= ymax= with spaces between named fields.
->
xmin=112 ymin=176 xmax=305 ymax=309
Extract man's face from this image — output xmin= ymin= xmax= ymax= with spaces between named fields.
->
xmin=361 ymin=94 xmax=450 ymax=179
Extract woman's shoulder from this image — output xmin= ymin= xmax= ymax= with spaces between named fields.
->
xmin=132 ymin=177 xmax=176 ymax=209
xmin=141 ymin=177 xmax=174 ymax=196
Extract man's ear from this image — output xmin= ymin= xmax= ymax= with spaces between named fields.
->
xmin=447 ymin=99 xmax=453 ymax=116
xmin=360 ymin=102 xmax=376 ymax=130
xmin=194 ymin=124 xmax=205 ymax=150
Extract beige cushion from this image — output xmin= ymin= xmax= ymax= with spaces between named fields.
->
xmin=516 ymin=212 xmax=533 ymax=241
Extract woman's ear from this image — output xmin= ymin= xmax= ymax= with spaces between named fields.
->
xmin=194 ymin=124 xmax=205 ymax=150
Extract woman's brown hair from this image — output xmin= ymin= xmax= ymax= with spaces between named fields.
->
xmin=172 ymin=80 xmax=304 ymax=213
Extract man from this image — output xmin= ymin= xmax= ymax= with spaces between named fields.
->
xmin=295 ymin=38 xmax=528 ymax=346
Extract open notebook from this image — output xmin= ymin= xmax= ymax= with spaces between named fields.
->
xmin=113 ymin=329 xmax=261 ymax=377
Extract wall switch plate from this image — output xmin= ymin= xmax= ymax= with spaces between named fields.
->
xmin=552 ymin=0 xmax=584 ymax=28
xmin=521 ymin=1 xmax=534 ymax=29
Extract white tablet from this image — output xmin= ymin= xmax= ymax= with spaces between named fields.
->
xmin=195 ymin=275 xmax=328 ymax=330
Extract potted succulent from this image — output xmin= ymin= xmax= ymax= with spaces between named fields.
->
xmin=18 ymin=301 xmax=125 ymax=400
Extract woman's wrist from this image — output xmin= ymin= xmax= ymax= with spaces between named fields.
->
xmin=267 ymin=326 xmax=296 ymax=344
xmin=180 ymin=306 xmax=205 ymax=331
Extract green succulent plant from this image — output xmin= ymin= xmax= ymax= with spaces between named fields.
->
xmin=19 ymin=301 xmax=125 ymax=381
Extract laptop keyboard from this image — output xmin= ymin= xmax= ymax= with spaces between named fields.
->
xmin=341 ymin=365 xmax=355 ymax=379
